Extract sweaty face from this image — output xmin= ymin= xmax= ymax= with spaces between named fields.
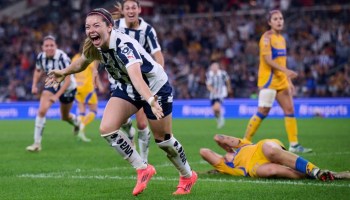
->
xmin=269 ymin=12 xmax=284 ymax=32
xmin=42 ymin=39 xmax=57 ymax=58
xmin=85 ymin=15 xmax=111 ymax=49
xmin=122 ymin=1 xmax=141 ymax=24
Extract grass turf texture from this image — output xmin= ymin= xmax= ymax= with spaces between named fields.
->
xmin=0 ymin=118 xmax=349 ymax=199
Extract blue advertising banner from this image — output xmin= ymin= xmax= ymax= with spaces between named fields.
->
xmin=0 ymin=98 xmax=349 ymax=119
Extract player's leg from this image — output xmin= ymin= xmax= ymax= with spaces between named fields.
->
xmin=59 ymin=90 xmax=81 ymax=134
xmin=74 ymin=100 xmax=91 ymax=142
xmin=212 ymin=99 xmax=224 ymax=129
xmin=26 ymin=90 xmax=53 ymax=152
xmin=276 ymin=88 xmax=312 ymax=153
xmin=261 ymin=141 xmax=332 ymax=181
xmin=256 ymin=163 xmax=305 ymax=179
xmin=135 ymin=108 xmax=151 ymax=163
xmin=100 ymin=97 xmax=155 ymax=196
xmin=199 ymin=148 xmax=223 ymax=166
xmin=243 ymin=88 xmax=275 ymax=141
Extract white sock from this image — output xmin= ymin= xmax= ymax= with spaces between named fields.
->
xmin=67 ymin=113 xmax=79 ymax=127
xmin=138 ymin=127 xmax=151 ymax=163
xmin=157 ymin=135 xmax=192 ymax=177
xmin=103 ymin=130 xmax=146 ymax=169
xmin=34 ymin=116 xmax=46 ymax=144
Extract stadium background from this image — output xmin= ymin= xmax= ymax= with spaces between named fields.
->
xmin=0 ymin=1 xmax=349 ymax=200
xmin=0 ymin=0 xmax=349 ymax=119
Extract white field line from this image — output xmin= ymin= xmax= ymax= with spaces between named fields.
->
xmin=17 ymin=173 xmax=350 ymax=188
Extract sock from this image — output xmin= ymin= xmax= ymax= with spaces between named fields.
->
xmin=244 ymin=112 xmax=265 ymax=141
xmin=157 ymin=135 xmax=192 ymax=178
xmin=138 ymin=127 xmax=151 ymax=163
xmin=67 ymin=113 xmax=80 ymax=127
xmin=285 ymin=115 xmax=298 ymax=145
xmin=34 ymin=116 xmax=46 ymax=144
xmin=102 ymin=130 xmax=146 ymax=169
xmin=83 ymin=111 xmax=96 ymax=127
xmin=121 ymin=118 xmax=133 ymax=137
xmin=295 ymin=157 xmax=318 ymax=177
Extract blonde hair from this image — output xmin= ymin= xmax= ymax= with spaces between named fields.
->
xmin=82 ymin=38 xmax=101 ymax=61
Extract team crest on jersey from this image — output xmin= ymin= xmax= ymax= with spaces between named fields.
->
xmin=121 ymin=46 xmax=135 ymax=60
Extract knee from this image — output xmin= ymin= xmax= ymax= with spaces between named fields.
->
xmin=263 ymin=143 xmax=281 ymax=159
xmin=99 ymin=124 xmax=116 ymax=135
xmin=258 ymin=107 xmax=270 ymax=116
xmin=136 ymin=120 xmax=148 ymax=130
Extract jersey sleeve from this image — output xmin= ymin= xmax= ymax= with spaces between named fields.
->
xmin=59 ymin=52 xmax=71 ymax=69
xmin=260 ymin=33 xmax=272 ymax=56
xmin=118 ymin=41 xmax=143 ymax=69
xmin=146 ymin=27 xmax=161 ymax=55
xmin=35 ymin=53 xmax=43 ymax=70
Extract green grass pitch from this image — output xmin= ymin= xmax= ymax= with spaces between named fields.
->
xmin=0 ymin=118 xmax=349 ymax=199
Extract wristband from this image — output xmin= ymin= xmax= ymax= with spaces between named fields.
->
xmin=147 ymin=96 xmax=155 ymax=106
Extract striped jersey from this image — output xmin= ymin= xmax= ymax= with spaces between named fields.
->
xmin=206 ymin=69 xmax=229 ymax=99
xmin=35 ymin=49 xmax=76 ymax=92
xmin=114 ymin=18 xmax=161 ymax=55
xmin=98 ymin=29 xmax=167 ymax=100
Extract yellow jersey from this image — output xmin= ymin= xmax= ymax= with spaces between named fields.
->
xmin=72 ymin=54 xmax=95 ymax=93
xmin=257 ymin=31 xmax=289 ymax=90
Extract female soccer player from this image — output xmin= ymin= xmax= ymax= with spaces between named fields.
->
xmin=243 ymin=10 xmax=312 ymax=153
xmin=200 ymin=134 xmax=341 ymax=181
xmin=206 ymin=62 xmax=232 ymax=129
xmin=46 ymin=8 xmax=197 ymax=196
xmin=26 ymin=36 xmax=81 ymax=152
xmin=111 ymin=0 xmax=165 ymax=163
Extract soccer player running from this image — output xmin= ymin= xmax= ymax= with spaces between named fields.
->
xmin=110 ymin=0 xmax=165 ymax=163
xmin=243 ymin=10 xmax=312 ymax=153
xmin=46 ymin=8 xmax=197 ymax=196
xmin=26 ymin=36 xmax=81 ymax=152
xmin=72 ymin=46 xmax=106 ymax=142
xmin=206 ymin=62 xmax=232 ymax=129
xmin=200 ymin=134 xmax=350 ymax=181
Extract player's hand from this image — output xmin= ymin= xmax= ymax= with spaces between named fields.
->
xmin=46 ymin=70 xmax=66 ymax=90
xmin=31 ymin=86 xmax=38 ymax=95
xmin=112 ymin=1 xmax=122 ymax=20
xmin=150 ymin=96 xmax=164 ymax=120
xmin=285 ymin=69 xmax=298 ymax=79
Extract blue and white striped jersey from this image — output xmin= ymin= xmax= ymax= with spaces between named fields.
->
xmin=35 ymin=49 xmax=76 ymax=92
xmin=114 ymin=18 xmax=161 ymax=55
xmin=206 ymin=70 xmax=229 ymax=100
xmin=100 ymin=29 xmax=167 ymax=100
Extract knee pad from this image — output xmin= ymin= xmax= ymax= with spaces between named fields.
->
xmin=258 ymin=88 xmax=277 ymax=107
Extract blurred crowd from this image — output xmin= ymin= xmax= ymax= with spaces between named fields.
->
xmin=0 ymin=0 xmax=349 ymax=102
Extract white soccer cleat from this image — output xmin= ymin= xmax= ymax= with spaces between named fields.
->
xmin=217 ymin=117 xmax=225 ymax=129
xmin=289 ymin=144 xmax=312 ymax=153
xmin=77 ymin=128 xmax=91 ymax=142
xmin=26 ymin=143 xmax=41 ymax=152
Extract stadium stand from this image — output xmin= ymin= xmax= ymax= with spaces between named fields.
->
xmin=0 ymin=0 xmax=349 ymax=101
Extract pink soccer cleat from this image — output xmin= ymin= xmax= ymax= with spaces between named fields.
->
xmin=173 ymin=171 xmax=198 ymax=195
xmin=132 ymin=164 xmax=156 ymax=196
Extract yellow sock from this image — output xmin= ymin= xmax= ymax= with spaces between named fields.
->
xmin=83 ymin=112 xmax=96 ymax=127
xmin=285 ymin=116 xmax=298 ymax=144
xmin=244 ymin=112 xmax=265 ymax=141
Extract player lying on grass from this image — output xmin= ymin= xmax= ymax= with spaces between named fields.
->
xmin=200 ymin=134 xmax=350 ymax=181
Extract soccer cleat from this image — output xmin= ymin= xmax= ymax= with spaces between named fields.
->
xmin=288 ymin=144 xmax=312 ymax=153
xmin=217 ymin=117 xmax=225 ymax=129
xmin=26 ymin=143 xmax=41 ymax=152
xmin=132 ymin=164 xmax=156 ymax=196
xmin=316 ymin=170 xmax=335 ymax=181
xmin=173 ymin=171 xmax=198 ymax=195
xmin=77 ymin=131 xmax=91 ymax=142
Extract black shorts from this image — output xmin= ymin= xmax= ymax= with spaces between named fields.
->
xmin=111 ymin=82 xmax=173 ymax=120
xmin=210 ymin=98 xmax=222 ymax=106
xmin=44 ymin=87 xmax=77 ymax=104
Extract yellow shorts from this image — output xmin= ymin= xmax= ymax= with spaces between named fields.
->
xmin=247 ymin=139 xmax=284 ymax=177
xmin=75 ymin=90 xmax=98 ymax=105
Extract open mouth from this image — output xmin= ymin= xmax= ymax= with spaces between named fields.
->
xmin=90 ymin=35 xmax=101 ymax=46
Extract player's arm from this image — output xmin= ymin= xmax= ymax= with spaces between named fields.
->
xmin=127 ymin=62 xmax=163 ymax=119
xmin=32 ymin=68 xmax=43 ymax=94
xmin=263 ymin=55 xmax=297 ymax=79
xmin=225 ymin=72 xmax=233 ymax=96
xmin=214 ymin=134 xmax=252 ymax=152
xmin=92 ymin=61 xmax=106 ymax=93
xmin=152 ymin=50 xmax=164 ymax=68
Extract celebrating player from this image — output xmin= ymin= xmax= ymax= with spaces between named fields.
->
xmin=206 ymin=62 xmax=232 ymax=129
xmin=45 ymin=8 xmax=197 ymax=196
xmin=26 ymin=36 xmax=81 ymax=152
xmin=200 ymin=134 xmax=349 ymax=181
xmin=110 ymin=0 xmax=165 ymax=163
xmin=243 ymin=10 xmax=312 ymax=153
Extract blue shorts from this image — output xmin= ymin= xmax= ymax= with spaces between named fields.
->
xmin=210 ymin=98 xmax=222 ymax=106
xmin=111 ymin=81 xmax=173 ymax=120
xmin=44 ymin=87 xmax=77 ymax=104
